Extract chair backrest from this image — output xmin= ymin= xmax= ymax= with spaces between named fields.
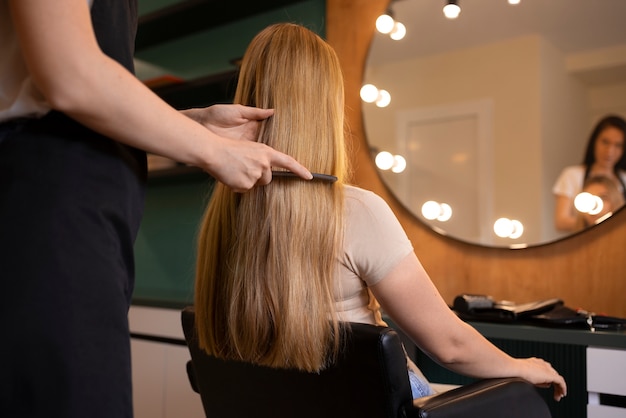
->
xmin=181 ymin=306 xmax=414 ymax=418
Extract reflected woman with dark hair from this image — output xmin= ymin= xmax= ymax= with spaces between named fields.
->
xmin=553 ymin=115 xmax=626 ymax=232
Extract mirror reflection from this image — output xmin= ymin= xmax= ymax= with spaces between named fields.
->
xmin=363 ymin=0 xmax=626 ymax=247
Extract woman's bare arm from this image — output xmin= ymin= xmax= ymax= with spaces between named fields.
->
xmin=370 ymin=253 xmax=567 ymax=401
xmin=554 ymin=194 xmax=580 ymax=232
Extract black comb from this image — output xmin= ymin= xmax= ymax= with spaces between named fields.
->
xmin=271 ymin=171 xmax=337 ymax=183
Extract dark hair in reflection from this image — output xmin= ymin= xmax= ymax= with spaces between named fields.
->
xmin=582 ymin=115 xmax=626 ymax=172
xmin=581 ymin=115 xmax=626 ymax=200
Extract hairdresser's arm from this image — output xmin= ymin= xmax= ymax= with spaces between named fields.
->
xmin=370 ymin=253 xmax=567 ymax=401
xmin=9 ymin=0 xmax=310 ymax=192
xmin=554 ymin=194 xmax=579 ymax=232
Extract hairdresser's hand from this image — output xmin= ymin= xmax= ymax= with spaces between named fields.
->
xmin=182 ymin=104 xmax=272 ymax=143
xmin=182 ymin=104 xmax=311 ymax=191
xmin=201 ymin=134 xmax=311 ymax=192
xmin=517 ymin=357 xmax=567 ymax=402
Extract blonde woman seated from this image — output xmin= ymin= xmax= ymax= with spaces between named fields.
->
xmin=194 ymin=23 xmax=567 ymax=401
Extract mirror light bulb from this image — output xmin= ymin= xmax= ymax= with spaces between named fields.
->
xmin=375 ymin=89 xmax=391 ymax=108
xmin=443 ymin=3 xmax=461 ymax=19
xmin=438 ymin=203 xmax=452 ymax=222
xmin=360 ymin=84 xmax=379 ymax=103
xmin=574 ymin=192 xmax=602 ymax=214
xmin=509 ymin=220 xmax=524 ymax=239
xmin=588 ymin=196 xmax=604 ymax=215
xmin=494 ymin=218 xmax=513 ymax=238
xmin=376 ymin=14 xmax=395 ymax=34
xmin=421 ymin=201 xmax=452 ymax=222
xmin=508 ymin=0 xmax=521 ymax=4
xmin=494 ymin=217 xmax=524 ymax=239
xmin=391 ymin=155 xmax=406 ymax=173
xmin=390 ymin=22 xmax=406 ymax=40
xmin=375 ymin=151 xmax=395 ymax=170
xmin=422 ymin=201 xmax=441 ymax=220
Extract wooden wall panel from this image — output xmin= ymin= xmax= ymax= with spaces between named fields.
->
xmin=326 ymin=0 xmax=626 ymax=318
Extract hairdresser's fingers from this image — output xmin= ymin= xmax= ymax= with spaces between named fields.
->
xmin=206 ymin=140 xmax=310 ymax=192
xmin=269 ymin=149 xmax=312 ymax=180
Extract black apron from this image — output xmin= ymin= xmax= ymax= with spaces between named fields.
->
xmin=0 ymin=2 xmax=145 ymax=417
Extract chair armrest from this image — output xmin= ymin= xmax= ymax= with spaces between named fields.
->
xmin=186 ymin=360 xmax=200 ymax=394
xmin=405 ymin=378 xmax=551 ymax=418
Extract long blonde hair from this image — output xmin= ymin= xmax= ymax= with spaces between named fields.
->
xmin=195 ymin=23 xmax=348 ymax=372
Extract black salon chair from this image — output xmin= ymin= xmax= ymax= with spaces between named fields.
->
xmin=182 ymin=306 xmax=551 ymax=418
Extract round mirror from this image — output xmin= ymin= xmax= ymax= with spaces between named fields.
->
xmin=363 ymin=0 xmax=626 ymax=248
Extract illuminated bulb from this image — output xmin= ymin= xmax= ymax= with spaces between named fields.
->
xmin=375 ymin=151 xmax=395 ymax=170
xmin=494 ymin=217 xmax=524 ymax=239
xmin=390 ymin=22 xmax=406 ymax=40
xmin=508 ymin=0 xmax=520 ymax=4
xmin=360 ymin=84 xmax=379 ymax=103
xmin=574 ymin=192 xmax=595 ymax=213
xmin=422 ymin=201 xmax=441 ymax=220
xmin=588 ymin=195 xmax=604 ymax=215
xmin=391 ymin=155 xmax=406 ymax=173
xmin=375 ymin=89 xmax=391 ymax=108
xmin=438 ymin=203 xmax=452 ymax=222
xmin=376 ymin=14 xmax=395 ymax=34
xmin=420 ymin=201 xmax=452 ymax=222
xmin=494 ymin=217 xmax=514 ymax=238
xmin=509 ymin=220 xmax=524 ymax=239
xmin=443 ymin=2 xmax=461 ymax=19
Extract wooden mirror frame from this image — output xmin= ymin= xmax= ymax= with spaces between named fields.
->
xmin=326 ymin=0 xmax=626 ymax=318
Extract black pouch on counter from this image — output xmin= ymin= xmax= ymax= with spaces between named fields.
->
xmin=453 ymin=294 xmax=626 ymax=331
xmin=529 ymin=305 xmax=626 ymax=331
xmin=452 ymin=295 xmax=563 ymax=323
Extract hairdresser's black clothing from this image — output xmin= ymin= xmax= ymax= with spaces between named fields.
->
xmin=0 ymin=1 xmax=145 ymax=417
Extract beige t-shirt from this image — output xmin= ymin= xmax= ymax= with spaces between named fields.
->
xmin=335 ymin=185 xmax=414 ymax=326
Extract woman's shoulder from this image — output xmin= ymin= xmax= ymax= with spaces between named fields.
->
xmin=343 ymin=184 xmax=376 ymax=198
xmin=343 ymin=184 xmax=389 ymax=209
xmin=553 ymin=165 xmax=585 ymax=196
xmin=560 ymin=165 xmax=585 ymax=176
xmin=343 ymin=184 xmax=400 ymax=224
xmin=556 ymin=165 xmax=585 ymax=183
